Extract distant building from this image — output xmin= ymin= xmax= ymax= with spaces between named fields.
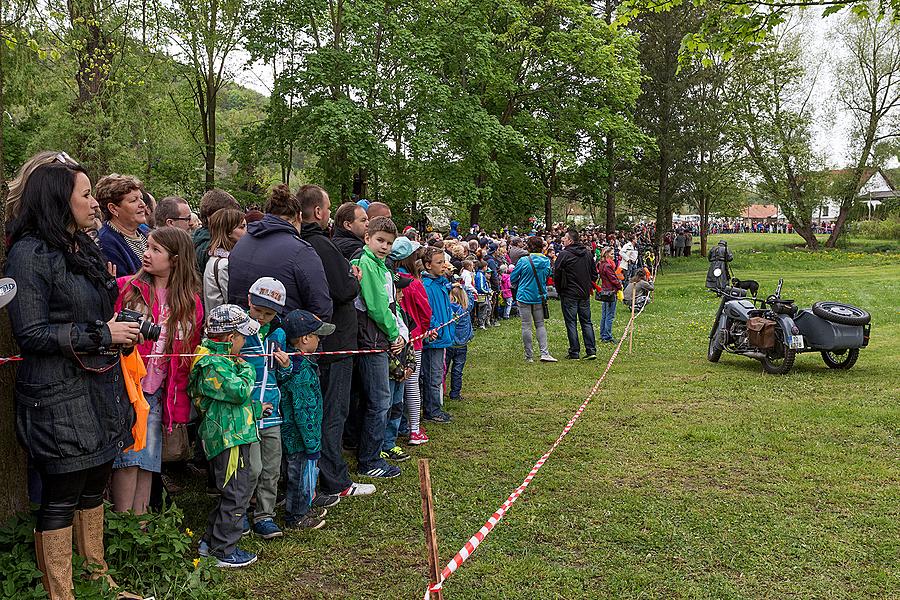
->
xmin=814 ymin=168 xmax=899 ymax=223
xmin=741 ymin=204 xmax=784 ymax=224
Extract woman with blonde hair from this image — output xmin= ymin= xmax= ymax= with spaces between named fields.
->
xmin=202 ymin=208 xmax=247 ymax=313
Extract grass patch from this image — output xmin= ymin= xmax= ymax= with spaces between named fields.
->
xmin=172 ymin=234 xmax=899 ymax=599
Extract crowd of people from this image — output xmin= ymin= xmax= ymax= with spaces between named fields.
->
xmin=3 ymin=151 xmax=656 ymax=598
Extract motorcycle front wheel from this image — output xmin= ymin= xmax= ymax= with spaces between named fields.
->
xmin=761 ymin=327 xmax=796 ymax=375
xmin=707 ymin=333 xmax=723 ymax=362
xmin=821 ymin=348 xmax=859 ymax=370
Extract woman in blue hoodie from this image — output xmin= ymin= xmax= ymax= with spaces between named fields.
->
xmin=509 ymin=236 xmax=557 ymax=363
xmin=420 ymin=247 xmax=454 ymax=423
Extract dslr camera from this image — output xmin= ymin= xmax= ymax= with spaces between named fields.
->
xmin=116 ymin=308 xmax=162 ymax=342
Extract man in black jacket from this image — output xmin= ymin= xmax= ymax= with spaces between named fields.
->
xmin=299 ymin=186 xmax=375 ymax=499
xmin=297 ymin=190 xmax=375 ymax=505
xmin=332 ymin=202 xmax=368 ymax=260
xmin=553 ymin=229 xmax=597 ymax=360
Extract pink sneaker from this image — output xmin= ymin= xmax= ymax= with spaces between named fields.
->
xmin=408 ymin=430 xmax=429 ymax=445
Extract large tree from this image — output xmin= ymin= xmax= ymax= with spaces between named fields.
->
xmin=825 ymin=8 xmax=900 ymax=247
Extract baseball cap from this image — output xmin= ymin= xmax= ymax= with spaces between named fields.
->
xmin=207 ymin=304 xmax=260 ymax=337
xmin=282 ymin=309 xmax=336 ymax=340
xmin=389 ymin=236 xmax=422 ymax=261
xmin=249 ymin=277 xmax=287 ymax=314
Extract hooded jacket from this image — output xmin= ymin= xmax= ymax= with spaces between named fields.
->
xmin=301 ymin=222 xmax=360 ymax=360
xmin=227 ymin=214 xmax=333 ymax=320
xmin=332 ymin=226 xmax=365 ymax=261
xmin=553 ymin=244 xmax=596 ymax=301
xmin=115 ymin=275 xmax=204 ymax=429
xmin=242 ymin=321 xmax=290 ymax=430
xmin=510 ymin=253 xmax=551 ymax=305
xmin=421 ymin=273 xmax=453 ymax=349
xmin=352 ymin=247 xmax=400 ymax=350
xmin=189 ymin=339 xmax=259 ymax=460
xmin=397 ymin=270 xmax=432 ymax=352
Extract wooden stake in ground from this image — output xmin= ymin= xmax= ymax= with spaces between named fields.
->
xmin=629 ymin=284 xmax=636 ymax=353
xmin=419 ymin=459 xmax=444 ymax=600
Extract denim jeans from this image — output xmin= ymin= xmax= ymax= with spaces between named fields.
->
xmin=502 ymin=299 xmax=512 ymax=318
xmin=284 ymin=452 xmax=317 ymax=524
xmin=444 ymin=346 xmax=468 ymax=399
xmin=560 ymin=297 xmax=596 ymax=357
xmin=382 ymin=379 xmax=406 ymax=452
xmin=420 ymin=347 xmax=446 ymax=418
xmin=600 ymin=299 xmax=617 ymax=341
xmin=356 ymin=352 xmax=391 ymax=471
xmin=318 ymin=357 xmax=353 ymax=495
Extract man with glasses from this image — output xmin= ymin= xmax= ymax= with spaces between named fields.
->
xmin=155 ymin=196 xmax=193 ymax=231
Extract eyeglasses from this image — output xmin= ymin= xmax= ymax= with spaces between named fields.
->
xmin=55 ymin=152 xmax=75 ymax=164
xmin=169 ymin=217 xmax=193 ymax=222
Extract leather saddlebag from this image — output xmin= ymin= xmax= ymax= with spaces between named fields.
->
xmin=747 ymin=317 xmax=776 ymax=349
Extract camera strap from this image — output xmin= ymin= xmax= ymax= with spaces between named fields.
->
xmin=61 ymin=322 xmax=121 ymax=374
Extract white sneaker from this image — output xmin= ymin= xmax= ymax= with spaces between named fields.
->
xmin=540 ymin=355 xmax=558 ymax=363
xmin=339 ymin=482 xmax=376 ymax=497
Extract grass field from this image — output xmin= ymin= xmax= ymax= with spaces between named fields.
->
xmin=177 ymin=233 xmax=900 ymax=599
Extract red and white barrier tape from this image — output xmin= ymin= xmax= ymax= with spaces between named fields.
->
xmin=424 ymin=312 xmax=638 ymax=598
xmin=0 ymin=314 xmax=462 ymax=364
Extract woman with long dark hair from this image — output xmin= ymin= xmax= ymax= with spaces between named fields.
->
xmin=6 ymin=155 xmax=140 ymax=599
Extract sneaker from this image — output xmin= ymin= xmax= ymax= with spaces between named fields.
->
xmin=160 ymin=473 xmax=182 ymax=495
xmin=358 ymin=464 xmax=401 ymax=479
xmin=540 ymin=355 xmax=559 ymax=363
xmin=206 ymin=487 xmax=220 ymax=498
xmin=214 ymin=548 xmax=257 ymax=568
xmin=309 ymin=506 xmax=328 ymax=519
xmin=285 ymin=514 xmax=326 ymax=531
xmin=381 ymin=446 xmax=411 ymax=462
xmin=198 ymin=539 xmax=209 ymax=557
xmin=525 ymin=358 xmax=534 ymax=363
xmin=241 ymin=515 xmax=251 ymax=536
xmin=583 ymin=354 xmax=597 ymax=360
xmin=312 ymin=494 xmax=341 ymax=508
xmin=566 ymin=355 xmax=580 ymax=360
xmin=448 ymin=395 xmax=464 ymax=402
xmin=339 ymin=482 xmax=376 ymax=497
xmin=408 ymin=430 xmax=429 ymax=445
xmin=252 ymin=519 xmax=283 ymax=540
xmin=423 ymin=411 xmax=452 ymax=423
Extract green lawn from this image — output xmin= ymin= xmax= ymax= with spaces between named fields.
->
xmin=177 ymin=234 xmax=900 ymax=599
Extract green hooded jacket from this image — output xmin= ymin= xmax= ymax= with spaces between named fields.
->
xmin=189 ymin=339 xmax=260 ymax=460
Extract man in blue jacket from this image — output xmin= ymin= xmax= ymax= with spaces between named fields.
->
xmin=227 ymin=187 xmax=332 ymax=321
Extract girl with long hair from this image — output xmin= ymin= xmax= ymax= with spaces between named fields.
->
xmin=111 ymin=226 xmax=204 ymax=514
xmin=202 ymin=208 xmax=247 ymax=313
xmin=598 ymin=247 xmax=622 ymax=342
xmin=392 ymin=241 xmax=432 ymax=445
xmin=7 ymin=156 xmax=141 ymax=599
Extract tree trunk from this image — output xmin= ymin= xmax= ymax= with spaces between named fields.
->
xmin=469 ymin=203 xmax=481 ymax=228
xmin=0 ymin=36 xmax=28 ymax=519
xmin=605 ymin=136 xmax=615 ymax=232
xmin=699 ymin=191 xmax=709 ymax=257
xmin=544 ymin=188 xmax=553 ymax=230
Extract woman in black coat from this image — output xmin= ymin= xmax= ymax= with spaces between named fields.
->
xmin=6 ymin=155 xmax=141 ymax=599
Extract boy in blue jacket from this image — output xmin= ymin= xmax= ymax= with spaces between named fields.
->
xmin=244 ymin=277 xmax=292 ymax=539
xmin=420 ymin=247 xmax=454 ymax=423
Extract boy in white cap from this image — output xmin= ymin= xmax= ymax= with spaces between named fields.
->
xmin=244 ymin=277 xmax=292 ymax=539
xmin=190 ymin=304 xmax=260 ymax=568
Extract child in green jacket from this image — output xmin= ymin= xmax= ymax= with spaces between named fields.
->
xmin=190 ymin=304 xmax=260 ymax=568
xmin=279 ymin=309 xmax=336 ymax=530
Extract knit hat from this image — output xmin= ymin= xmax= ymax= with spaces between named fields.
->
xmin=207 ymin=304 xmax=260 ymax=337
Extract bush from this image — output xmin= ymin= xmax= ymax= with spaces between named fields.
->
xmin=0 ymin=503 xmax=223 ymax=600
xmin=854 ymin=217 xmax=900 ymax=240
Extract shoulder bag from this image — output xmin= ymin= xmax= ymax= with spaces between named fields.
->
xmin=527 ymin=256 xmax=550 ymax=320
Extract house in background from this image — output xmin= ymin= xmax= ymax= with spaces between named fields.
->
xmin=813 ymin=168 xmax=900 ymax=223
xmin=741 ymin=203 xmax=784 ymax=226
